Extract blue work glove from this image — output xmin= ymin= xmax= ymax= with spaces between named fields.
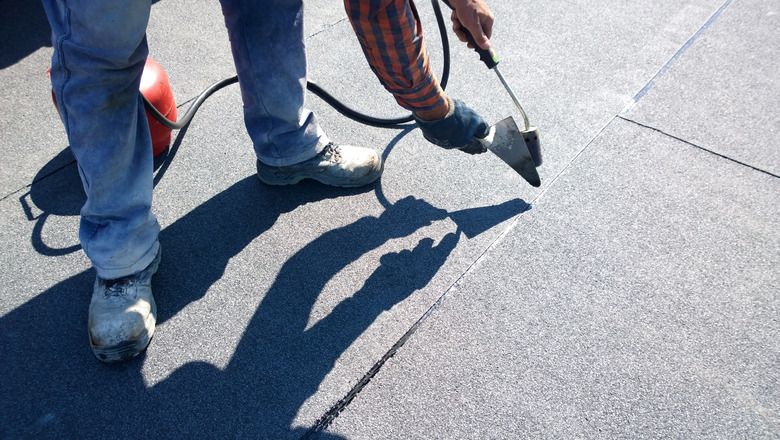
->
xmin=413 ymin=97 xmax=490 ymax=155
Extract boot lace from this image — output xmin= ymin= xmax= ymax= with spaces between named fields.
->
xmin=101 ymin=276 xmax=135 ymax=297
xmin=322 ymin=143 xmax=342 ymax=162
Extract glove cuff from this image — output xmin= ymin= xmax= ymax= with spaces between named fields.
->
xmin=413 ymin=97 xmax=490 ymax=154
xmin=412 ymin=95 xmax=456 ymax=126
xmin=413 ymin=96 xmax=460 ymax=149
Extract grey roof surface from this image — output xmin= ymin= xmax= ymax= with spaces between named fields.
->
xmin=1 ymin=0 xmax=778 ymax=438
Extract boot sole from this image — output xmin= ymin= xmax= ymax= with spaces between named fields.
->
xmin=90 ymin=328 xmax=154 ymax=362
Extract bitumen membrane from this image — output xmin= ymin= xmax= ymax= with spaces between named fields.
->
xmin=1 ymin=0 xmax=778 ymax=438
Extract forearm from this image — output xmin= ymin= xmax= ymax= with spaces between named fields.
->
xmin=344 ymin=0 xmax=448 ymax=117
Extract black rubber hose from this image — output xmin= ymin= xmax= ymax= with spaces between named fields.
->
xmin=143 ymin=75 xmax=237 ymax=130
xmin=144 ymin=0 xmax=450 ymax=129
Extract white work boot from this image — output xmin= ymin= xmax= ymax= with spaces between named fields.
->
xmin=88 ymin=245 xmax=161 ymax=362
xmin=256 ymin=143 xmax=383 ymax=188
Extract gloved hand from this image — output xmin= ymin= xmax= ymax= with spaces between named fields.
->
xmin=413 ymin=97 xmax=490 ymax=155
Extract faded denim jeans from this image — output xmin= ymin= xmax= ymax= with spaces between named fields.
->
xmin=42 ymin=0 xmax=329 ymax=279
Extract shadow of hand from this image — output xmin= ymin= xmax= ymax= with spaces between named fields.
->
xmin=377 ymin=196 xmax=449 ymax=239
xmin=368 ymin=232 xmax=460 ymax=307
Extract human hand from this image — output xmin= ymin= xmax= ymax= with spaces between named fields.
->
xmin=445 ymin=0 xmax=494 ymax=50
xmin=413 ymin=97 xmax=490 ymax=155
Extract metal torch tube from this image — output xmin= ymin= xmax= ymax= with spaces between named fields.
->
xmin=493 ymin=65 xmax=530 ymax=131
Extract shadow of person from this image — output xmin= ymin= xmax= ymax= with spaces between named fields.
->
xmin=147 ymin=200 xmax=458 ymax=438
xmin=2 ymin=175 xmax=368 ymax=438
xmin=2 ymin=172 xmax=527 ymax=438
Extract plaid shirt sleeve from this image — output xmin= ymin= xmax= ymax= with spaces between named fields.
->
xmin=344 ymin=0 xmax=448 ymax=114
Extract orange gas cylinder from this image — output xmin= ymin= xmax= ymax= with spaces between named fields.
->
xmin=139 ymin=57 xmax=177 ymax=157
xmin=47 ymin=57 xmax=177 ymax=157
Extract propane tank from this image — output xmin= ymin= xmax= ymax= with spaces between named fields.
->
xmin=139 ymin=57 xmax=177 ymax=157
xmin=47 ymin=56 xmax=177 ymax=157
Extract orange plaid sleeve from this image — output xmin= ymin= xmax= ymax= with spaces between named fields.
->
xmin=344 ymin=0 xmax=448 ymax=114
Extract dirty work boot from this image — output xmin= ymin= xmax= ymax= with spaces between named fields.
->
xmin=88 ymin=246 xmax=161 ymax=362
xmin=256 ymin=143 xmax=383 ymax=188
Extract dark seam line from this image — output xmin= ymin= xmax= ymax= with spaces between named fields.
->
xmin=618 ymin=116 xmax=780 ymax=179
xmin=176 ymin=96 xmax=196 ymax=108
xmin=621 ymin=0 xmax=735 ymax=115
xmin=307 ymin=18 xmax=348 ymax=39
xmin=1 ymin=160 xmax=79 ymax=203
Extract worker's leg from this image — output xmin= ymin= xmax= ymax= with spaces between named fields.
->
xmin=43 ymin=0 xmax=161 ymax=362
xmin=219 ymin=0 xmax=326 ymax=166
xmin=219 ymin=0 xmax=382 ymax=186
xmin=44 ymin=0 xmax=160 ymax=278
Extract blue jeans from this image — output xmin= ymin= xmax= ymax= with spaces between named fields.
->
xmin=42 ymin=0 xmax=329 ymax=279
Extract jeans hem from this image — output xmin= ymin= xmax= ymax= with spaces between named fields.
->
xmin=94 ymin=240 xmax=160 ymax=280
xmin=255 ymin=135 xmax=330 ymax=167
